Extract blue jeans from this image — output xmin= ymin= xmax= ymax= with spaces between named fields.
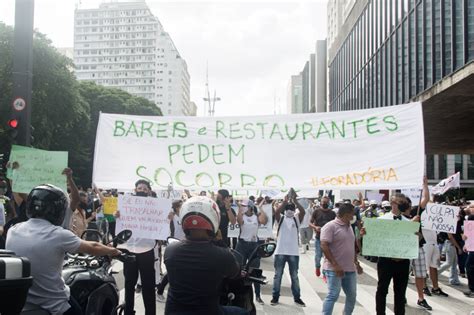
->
xmin=315 ymin=238 xmax=323 ymax=268
xmin=322 ymin=270 xmax=357 ymax=315
xmin=272 ymin=255 xmax=300 ymax=299
xmin=438 ymin=241 xmax=460 ymax=284
xmin=235 ymin=240 xmax=262 ymax=297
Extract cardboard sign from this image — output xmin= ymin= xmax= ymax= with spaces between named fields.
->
xmin=228 ymin=204 xmax=273 ymax=238
xmin=8 ymin=145 xmax=68 ymax=194
xmin=103 ymin=197 xmax=118 ymax=215
xmin=464 ymin=221 xmax=474 ymax=251
xmin=421 ymin=203 xmax=460 ymax=234
xmin=93 ymin=103 xmax=424 ymax=190
xmin=116 ymin=195 xmax=172 ymax=240
xmin=362 ymin=218 xmax=420 ymax=259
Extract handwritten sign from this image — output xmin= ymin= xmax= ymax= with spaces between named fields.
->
xmin=93 ymin=103 xmax=424 ymax=190
xmin=421 ymin=203 xmax=460 ymax=234
xmin=8 ymin=145 xmax=68 ymax=194
xmin=362 ymin=218 xmax=420 ymax=259
xmin=116 ymin=195 xmax=172 ymax=240
xmin=401 ymin=188 xmax=422 ymax=206
xmin=464 ymin=221 xmax=474 ymax=251
xmin=103 ymin=197 xmax=118 ymax=215
xmin=228 ymin=204 xmax=273 ymax=238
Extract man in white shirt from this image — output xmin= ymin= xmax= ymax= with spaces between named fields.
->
xmin=271 ymin=189 xmax=306 ymax=307
xmin=297 ymin=198 xmax=313 ymax=254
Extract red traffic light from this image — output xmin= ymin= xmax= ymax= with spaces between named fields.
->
xmin=8 ymin=119 xmax=19 ymax=128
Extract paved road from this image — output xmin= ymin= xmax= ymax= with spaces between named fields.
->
xmin=113 ymin=243 xmax=474 ymax=315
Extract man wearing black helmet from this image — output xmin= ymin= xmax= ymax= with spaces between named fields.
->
xmin=6 ymin=184 xmax=121 ymax=315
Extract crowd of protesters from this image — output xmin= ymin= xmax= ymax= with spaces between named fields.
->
xmin=1 ymin=164 xmax=473 ymax=315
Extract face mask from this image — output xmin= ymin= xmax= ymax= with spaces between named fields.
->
xmin=79 ymin=202 xmax=88 ymax=210
xmin=350 ymin=216 xmax=357 ymax=225
xmin=321 ymin=203 xmax=329 ymax=209
xmin=135 ymin=191 xmax=148 ymax=197
xmin=285 ymin=210 xmax=295 ymax=218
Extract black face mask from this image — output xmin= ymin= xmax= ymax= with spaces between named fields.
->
xmin=79 ymin=202 xmax=88 ymax=210
xmin=398 ymin=202 xmax=410 ymax=212
xmin=321 ymin=204 xmax=329 ymax=209
xmin=135 ymin=191 xmax=148 ymax=197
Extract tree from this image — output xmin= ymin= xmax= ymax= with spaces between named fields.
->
xmin=0 ymin=23 xmax=163 ymax=187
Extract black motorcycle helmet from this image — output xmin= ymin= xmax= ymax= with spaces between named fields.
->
xmin=27 ymin=184 xmax=69 ymax=226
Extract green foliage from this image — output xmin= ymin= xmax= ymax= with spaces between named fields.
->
xmin=0 ymin=22 xmax=162 ymax=187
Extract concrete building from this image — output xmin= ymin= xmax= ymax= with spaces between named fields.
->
xmin=288 ymin=40 xmax=327 ymax=114
xmin=287 ymin=74 xmax=303 ymax=114
xmin=73 ymin=0 xmax=193 ymax=116
xmin=327 ymin=0 xmax=474 ymax=188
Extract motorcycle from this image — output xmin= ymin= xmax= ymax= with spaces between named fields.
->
xmin=220 ymin=242 xmax=276 ymax=315
xmin=19 ymin=229 xmax=135 ymax=315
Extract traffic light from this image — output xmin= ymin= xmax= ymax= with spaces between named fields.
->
xmin=7 ymin=118 xmax=19 ymax=141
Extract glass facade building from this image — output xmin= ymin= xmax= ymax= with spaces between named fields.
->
xmin=328 ymin=0 xmax=474 ymax=186
xmin=329 ymin=0 xmax=474 ymax=112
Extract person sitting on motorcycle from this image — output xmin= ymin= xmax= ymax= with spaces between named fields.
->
xmin=164 ymin=196 xmax=248 ymax=315
xmin=6 ymin=184 xmax=121 ymax=315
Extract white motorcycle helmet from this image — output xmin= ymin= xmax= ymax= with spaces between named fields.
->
xmin=181 ymin=196 xmax=220 ymax=235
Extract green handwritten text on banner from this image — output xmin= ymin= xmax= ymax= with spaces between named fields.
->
xmin=8 ymin=145 xmax=68 ymax=194
xmin=362 ymin=218 xmax=420 ymax=259
xmin=93 ymin=103 xmax=425 ymax=190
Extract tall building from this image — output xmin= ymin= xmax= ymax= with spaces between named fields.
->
xmin=287 ymin=74 xmax=303 ymax=113
xmin=327 ymin=0 xmax=474 ymax=187
xmin=73 ymin=0 xmax=193 ymax=116
xmin=288 ymin=40 xmax=327 ymax=114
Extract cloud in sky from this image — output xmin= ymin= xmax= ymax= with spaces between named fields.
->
xmin=0 ymin=0 xmax=328 ymax=116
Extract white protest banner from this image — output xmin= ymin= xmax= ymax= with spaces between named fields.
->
xmin=431 ymin=172 xmax=460 ymax=195
xmin=421 ymin=203 xmax=460 ymax=234
xmin=366 ymin=191 xmax=385 ymax=204
xmin=401 ymin=188 xmax=422 ymax=206
xmin=93 ymin=102 xmax=424 ymax=190
xmin=116 ymin=195 xmax=172 ymax=240
xmin=228 ymin=204 xmax=273 ymax=238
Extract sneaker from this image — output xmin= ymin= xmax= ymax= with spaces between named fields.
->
xmin=156 ymin=294 xmax=166 ymax=303
xmin=423 ymin=287 xmax=432 ymax=296
xmin=294 ymin=298 xmax=306 ymax=307
xmin=256 ymin=296 xmax=265 ymax=305
xmin=270 ymin=297 xmax=279 ymax=305
xmin=135 ymin=284 xmax=142 ymax=293
xmin=315 ymin=268 xmax=321 ymax=277
xmin=449 ymin=280 xmax=461 ymax=286
xmin=431 ymin=287 xmax=448 ymax=297
xmin=417 ymin=299 xmax=432 ymax=311
xmin=463 ymin=290 xmax=474 ymax=298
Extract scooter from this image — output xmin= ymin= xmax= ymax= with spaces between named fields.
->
xmin=20 ymin=229 xmax=135 ymax=315
xmin=220 ymin=242 xmax=276 ymax=315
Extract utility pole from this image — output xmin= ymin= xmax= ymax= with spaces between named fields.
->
xmin=203 ymin=63 xmax=220 ymax=116
xmin=8 ymin=0 xmax=35 ymax=146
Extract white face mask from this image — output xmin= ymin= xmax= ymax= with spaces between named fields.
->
xmin=350 ymin=216 xmax=357 ymax=225
xmin=285 ymin=210 xmax=295 ymax=218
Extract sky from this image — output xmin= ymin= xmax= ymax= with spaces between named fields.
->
xmin=0 ymin=0 xmax=328 ymax=117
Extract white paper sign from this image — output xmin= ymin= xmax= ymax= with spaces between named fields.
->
xmin=366 ymin=191 xmax=385 ymax=204
xmin=93 ymin=103 xmax=424 ymax=190
xmin=116 ymin=195 xmax=172 ymax=240
xmin=401 ymin=188 xmax=422 ymax=206
xmin=421 ymin=203 xmax=460 ymax=234
xmin=228 ymin=204 xmax=273 ymax=239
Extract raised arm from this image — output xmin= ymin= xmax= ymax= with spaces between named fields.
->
xmin=63 ymin=168 xmax=79 ymax=211
xmin=419 ymin=176 xmax=430 ymax=209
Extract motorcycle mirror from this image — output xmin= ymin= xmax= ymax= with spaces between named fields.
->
xmin=167 ymin=237 xmax=180 ymax=245
xmin=256 ymin=242 xmax=276 ymax=258
xmin=114 ymin=230 xmax=132 ymax=244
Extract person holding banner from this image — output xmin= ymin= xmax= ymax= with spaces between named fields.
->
xmin=235 ymin=198 xmax=268 ymax=305
xmin=362 ymin=193 xmax=416 ymax=315
xmin=115 ymin=179 xmax=157 ymax=315
xmin=216 ymin=189 xmax=237 ymax=247
xmin=271 ymin=189 xmax=306 ymax=307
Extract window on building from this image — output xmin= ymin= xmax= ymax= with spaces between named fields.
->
xmin=468 ymin=1 xmax=474 ymax=61
xmin=427 ymin=155 xmax=435 ymax=180
xmin=468 ymin=155 xmax=474 ymax=179
xmin=439 ymin=154 xmax=447 ymax=179
xmin=454 ymin=0 xmax=464 ymax=69
xmin=433 ymin=1 xmax=441 ymax=82
xmin=454 ymin=154 xmax=463 ymax=177
xmin=444 ymin=0 xmax=453 ymax=75
xmin=425 ymin=1 xmax=433 ymax=88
